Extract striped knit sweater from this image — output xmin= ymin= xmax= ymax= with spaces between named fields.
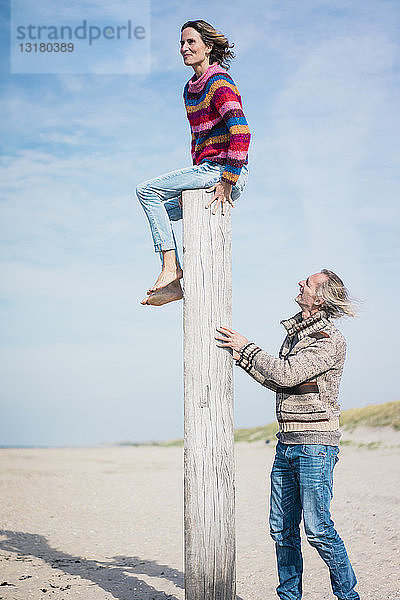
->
xmin=236 ymin=311 xmax=346 ymax=446
xmin=183 ymin=62 xmax=251 ymax=186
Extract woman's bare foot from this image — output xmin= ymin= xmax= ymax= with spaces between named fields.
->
xmin=141 ymin=280 xmax=183 ymax=306
xmin=147 ymin=267 xmax=183 ymax=294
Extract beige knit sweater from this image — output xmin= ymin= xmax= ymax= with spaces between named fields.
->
xmin=236 ymin=311 xmax=346 ymax=445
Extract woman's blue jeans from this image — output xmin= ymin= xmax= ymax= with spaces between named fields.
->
xmin=270 ymin=442 xmax=360 ymax=600
xmin=136 ymin=161 xmax=248 ymax=260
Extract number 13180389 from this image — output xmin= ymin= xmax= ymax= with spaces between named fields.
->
xmin=19 ymin=42 xmax=74 ymax=52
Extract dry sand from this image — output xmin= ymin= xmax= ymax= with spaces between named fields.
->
xmin=0 ymin=431 xmax=399 ymax=600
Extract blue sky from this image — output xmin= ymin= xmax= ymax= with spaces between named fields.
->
xmin=1 ymin=0 xmax=399 ymax=446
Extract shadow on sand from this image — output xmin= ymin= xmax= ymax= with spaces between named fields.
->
xmin=0 ymin=529 xmax=244 ymax=600
xmin=0 ymin=529 xmax=181 ymax=599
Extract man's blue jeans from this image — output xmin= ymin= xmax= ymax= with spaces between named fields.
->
xmin=270 ymin=442 xmax=359 ymax=600
xmin=136 ymin=161 xmax=248 ymax=256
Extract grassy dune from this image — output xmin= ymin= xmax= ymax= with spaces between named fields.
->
xmin=160 ymin=400 xmax=400 ymax=446
xmin=339 ymin=400 xmax=400 ymax=431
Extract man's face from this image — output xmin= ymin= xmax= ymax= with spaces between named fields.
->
xmin=296 ymin=272 xmax=328 ymax=314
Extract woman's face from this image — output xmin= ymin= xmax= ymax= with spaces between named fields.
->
xmin=180 ymin=27 xmax=212 ymax=68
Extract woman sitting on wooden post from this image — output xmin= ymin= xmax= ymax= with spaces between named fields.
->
xmin=136 ymin=19 xmax=251 ymax=306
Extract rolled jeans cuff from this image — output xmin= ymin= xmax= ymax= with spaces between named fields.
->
xmin=154 ymin=242 xmax=176 ymax=253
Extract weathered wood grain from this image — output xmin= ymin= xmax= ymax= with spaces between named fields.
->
xmin=182 ymin=189 xmax=236 ymax=600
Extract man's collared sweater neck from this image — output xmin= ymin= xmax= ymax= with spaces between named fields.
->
xmin=281 ymin=310 xmax=331 ymax=340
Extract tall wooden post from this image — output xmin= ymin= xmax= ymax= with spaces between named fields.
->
xmin=182 ymin=189 xmax=236 ymax=600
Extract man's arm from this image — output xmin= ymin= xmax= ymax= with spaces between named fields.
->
xmin=238 ymin=339 xmax=340 ymax=387
xmin=215 ymin=327 xmax=278 ymax=391
xmin=216 ymin=326 xmax=343 ymax=388
xmin=235 ymin=343 xmax=279 ymax=392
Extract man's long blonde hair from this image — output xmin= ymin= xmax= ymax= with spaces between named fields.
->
xmin=317 ymin=269 xmax=357 ymax=318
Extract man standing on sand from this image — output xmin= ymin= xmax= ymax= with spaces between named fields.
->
xmin=216 ymin=269 xmax=360 ymax=600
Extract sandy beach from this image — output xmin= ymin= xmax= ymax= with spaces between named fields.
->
xmin=0 ymin=433 xmax=399 ymax=600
